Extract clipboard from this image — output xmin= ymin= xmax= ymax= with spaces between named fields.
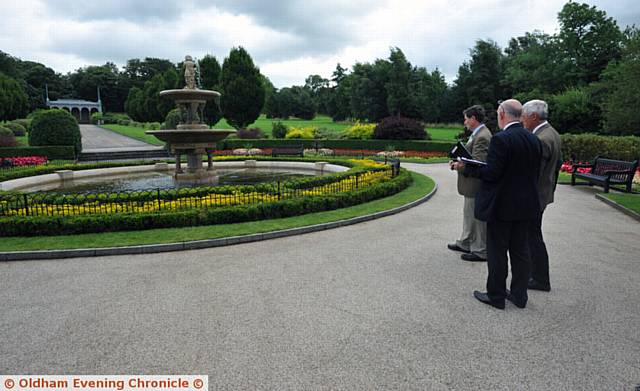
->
xmin=459 ymin=157 xmax=487 ymax=166
xmin=449 ymin=141 xmax=472 ymax=160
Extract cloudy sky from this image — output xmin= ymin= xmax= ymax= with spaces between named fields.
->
xmin=1 ymin=0 xmax=637 ymax=87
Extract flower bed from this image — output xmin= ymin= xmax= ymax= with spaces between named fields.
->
xmin=560 ymin=161 xmax=591 ymax=174
xmin=0 ymin=156 xmax=48 ymax=168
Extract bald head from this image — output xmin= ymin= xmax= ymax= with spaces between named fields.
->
xmin=497 ymin=99 xmax=522 ymax=129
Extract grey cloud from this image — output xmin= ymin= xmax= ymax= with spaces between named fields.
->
xmin=41 ymin=0 xmax=185 ymax=22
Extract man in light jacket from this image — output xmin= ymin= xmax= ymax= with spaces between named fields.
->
xmin=448 ymin=105 xmax=492 ymax=262
xmin=521 ymin=100 xmax=563 ymax=292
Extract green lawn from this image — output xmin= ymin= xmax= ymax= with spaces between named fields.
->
xmin=101 ymin=124 xmax=165 ymax=145
xmin=100 ymin=115 xmax=461 ymax=143
xmin=15 ymin=135 xmax=28 ymax=146
xmin=602 ymin=193 xmax=640 ymax=213
xmin=0 ymin=172 xmax=434 ymax=251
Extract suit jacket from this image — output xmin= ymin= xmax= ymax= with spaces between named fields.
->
xmin=464 ymin=123 xmax=542 ymax=222
xmin=457 ymin=125 xmax=492 ymax=197
xmin=535 ymin=123 xmax=562 ymax=210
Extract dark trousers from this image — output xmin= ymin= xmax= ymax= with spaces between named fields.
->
xmin=529 ymin=211 xmax=550 ymax=285
xmin=486 ymin=220 xmax=531 ymax=303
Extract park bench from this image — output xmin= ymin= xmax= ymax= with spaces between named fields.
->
xmin=571 ymin=156 xmax=639 ymax=193
xmin=271 ymin=145 xmax=304 ymax=157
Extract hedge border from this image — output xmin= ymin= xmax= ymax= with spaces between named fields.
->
xmin=0 ymin=146 xmax=76 ymax=160
xmin=220 ymin=138 xmax=454 ymax=152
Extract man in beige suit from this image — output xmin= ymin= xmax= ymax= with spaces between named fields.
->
xmin=448 ymin=105 xmax=492 ymax=262
xmin=521 ymin=100 xmax=562 ymax=291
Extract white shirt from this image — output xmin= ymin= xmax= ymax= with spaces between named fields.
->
xmin=503 ymin=121 xmax=520 ymax=131
xmin=471 ymin=124 xmax=484 ymax=137
xmin=532 ymin=121 xmax=548 ymax=134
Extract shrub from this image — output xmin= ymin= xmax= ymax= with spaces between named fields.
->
xmin=11 ymin=119 xmax=31 ymax=132
xmin=164 ymin=109 xmax=182 ymax=129
xmin=548 ymin=87 xmax=599 ymax=134
xmin=237 ymin=128 xmax=264 ymax=139
xmin=29 ymin=109 xmax=82 ymax=155
xmin=374 ymin=116 xmax=429 ymax=140
xmin=148 ymin=122 xmax=162 ymax=130
xmin=561 ymin=133 xmax=640 ymax=161
xmin=4 ymin=122 xmax=26 ymax=136
xmin=272 ymin=121 xmax=288 ymax=138
xmin=313 ymin=127 xmax=334 ymax=140
xmin=285 ymin=127 xmax=315 ymax=139
xmin=0 ymin=126 xmax=18 ymax=147
xmin=344 ymin=121 xmax=376 ymax=140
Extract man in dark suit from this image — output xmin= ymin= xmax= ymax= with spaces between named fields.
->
xmin=453 ymin=99 xmax=542 ymax=309
xmin=521 ymin=100 xmax=563 ymax=292
xmin=448 ymin=105 xmax=492 ymax=262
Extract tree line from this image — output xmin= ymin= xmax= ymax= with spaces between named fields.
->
xmin=0 ymin=2 xmax=638 ymax=135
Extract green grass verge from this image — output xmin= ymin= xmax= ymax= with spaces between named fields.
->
xmin=0 ymin=172 xmax=434 ymax=252
xmin=100 ymin=124 xmax=165 ymax=146
xmin=558 ymin=171 xmax=639 ymax=192
xmin=601 ymin=193 xmax=640 ymax=213
xmin=427 ymin=128 xmax=462 ymax=141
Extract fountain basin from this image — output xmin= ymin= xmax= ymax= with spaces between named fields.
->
xmin=159 ymin=89 xmax=220 ymax=101
xmin=146 ymin=129 xmax=236 ymax=144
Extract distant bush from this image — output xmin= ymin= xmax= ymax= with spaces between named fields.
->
xmin=272 ymin=121 xmax=288 ymax=139
xmin=4 ymin=122 xmax=26 ymax=136
xmin=164 ymin=109 xmax=182 ymax=130
xmin=374 ymin=116 xmax=428 ymax=140
xmin=29 ymin=109 xmax=82 ymax=155
xmin=0 ymin=126 xmax=18 ymax=147
xmin=548 ymin=87 xmax=599 ymax=134
xmin=11 ymin=119 xmax=31 ymax=132
xmin=561 ymin=133 xmax=640 ymax=161
xmin=91 ymin=112 xmax=131 ymax=125
xmin=237 ymin=128 xmax=264 ymax=139
xmin=285 ymin=127 xmax=315 ymax=139
xmin=344 ymin=122 xmax=376 ymax=140
xmin=313 ymin=127 xmax=335 ymax=140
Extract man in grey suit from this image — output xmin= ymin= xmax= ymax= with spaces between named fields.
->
xmin=448 ymin=105 xmax=492 ymax=262
xmin=521 ymin=100 xmax=563 ymax=292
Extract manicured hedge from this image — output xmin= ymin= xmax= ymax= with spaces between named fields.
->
xmin=220 ymin=139 xmax=454 ymax=152
xmin=0 ymin=169 xmax=412 ymax=236
xmin=561 ymin=134 xmax=640 ymax=161
xmin=0 ymin=146 xmax=76 ymax=160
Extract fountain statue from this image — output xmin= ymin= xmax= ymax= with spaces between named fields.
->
xmin=146 ymin=55 xmax=235 ymax=183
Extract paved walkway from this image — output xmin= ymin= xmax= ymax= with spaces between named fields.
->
xmin=0 ymin=163 xmax=638 ymax=390
xmin=80 ymin=124 xmax=163 ymax=152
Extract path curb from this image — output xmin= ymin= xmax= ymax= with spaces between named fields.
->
xmin=595 ymin=193 xmax=640 ymax=222
xmin=0 ymin=183 xmax=438 ymax=261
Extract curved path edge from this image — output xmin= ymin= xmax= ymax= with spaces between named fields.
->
xmin=595 ymin=193 xmax=640 ymax=222
xmin=0 ymin=181 xmax=438 ymax=262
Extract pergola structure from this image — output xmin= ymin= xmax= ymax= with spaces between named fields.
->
xmin=45 ymin=85 xmax=102 ymax=124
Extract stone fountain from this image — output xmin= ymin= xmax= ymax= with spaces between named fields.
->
xmin=146 ymin=55 xmax=235 ymax=183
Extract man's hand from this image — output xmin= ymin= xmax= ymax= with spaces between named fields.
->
xmin=452 ymin=160 xmax=466 ymax=172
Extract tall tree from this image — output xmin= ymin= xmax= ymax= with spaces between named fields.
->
xmin=220 ymin=47 xmax=265 ymax=129
xmin=386 ymin=47 xmax=417 ymax=118
xmin=557 ymin=2 xmax=624 ymax=85
xmin=0 ymin=72 xmax=29 ymax=121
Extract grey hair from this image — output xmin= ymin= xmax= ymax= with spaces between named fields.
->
xmin=499 ymin=101 xmax=522 ymax=118
xmin=522 ymin=100 xmax=549 ymax=120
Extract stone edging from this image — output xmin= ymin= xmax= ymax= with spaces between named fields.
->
xmin=594 ymin=193 xmax=640 ymax=222
xmin=0 ymin=183 xmax=438 ymax=261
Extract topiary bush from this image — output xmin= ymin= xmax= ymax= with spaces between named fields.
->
xmin=344 ymin=121 xmax=376 ymax=140
xmin=11 ymin=119 xmax=31 ymax=132
xmin=373 ymin=116 xmax=429 ymax=140
xmin=29 ymin=109 xmax=82 ymax=155
xmin=272 ymin=121 xmax=288 ymax=138
xmin=285 ymin=127 xmax=315 ymax=139
xmin=164 ymin=109 xmax=182 ymax=129
xmin=237 ymin=128 xmax=264 ymax=139
xmin=4 ymin=122 xmax=26 ymax=136
xmin=0 ymin=126 xmax=18 ymax=147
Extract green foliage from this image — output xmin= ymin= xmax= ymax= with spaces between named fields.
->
xmin=219 ymin=138 xmax=453 ymax=152
xmin=0 ymin=72 xmax=29 ymax=121
xmin=4 ymin=122 xmax=26 ymax=136
xmin=271 ymin=121 xmax=288 ymax=138
xmin=374 ymin=116 xmax=428 ymax=140
xmin=29 ymin=109 xmax=82 ymax=155
xmin=163 ymin=108 xmax=182 ymax=129
xmin=0 ymin=126 xmax=17 ymax=147
xmin=221 ymin=47 xmax=266 ymax=129
xmin=344 ymin=122 xmax=376 ymax=140
xmin=11 ymin=118 xmax=31 ymax=132
xmin=386 ymin=48 xmax=418 ymax=118
xmin=561 ymin=133 xmax=640 ymax=161
xmin=199 ymin=55 xmax=223 ymax=126
xmin=548 ymin=87 xmax=600 ymax=133
xmin=0 ymin=146 xmax=75 ymax=160
xmin=67 ymin=63 xmax=125 ymax=112
xmin=285 ymin=127 xmax=315 ymax=139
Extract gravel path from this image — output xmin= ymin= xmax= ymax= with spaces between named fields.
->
xmin=80 ymin=124 xmax=162 ymax=152
xmin=0 ymin=163 xmax=638 ymax=390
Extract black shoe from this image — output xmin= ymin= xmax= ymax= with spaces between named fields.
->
xmin=505 ymin=290 xmax=527 ymax=309
xmin=447 ymin=243 xmax=470 ymax=253
xmin=528 ymin=278 xmax=551 ymax=292
xmin=473 ymin=291 xmax=505 ymax=309
xmin=461 ymin=253 xmax=487 ymax=262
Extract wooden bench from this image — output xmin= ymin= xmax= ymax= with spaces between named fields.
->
xmin=271 ymin=145 xmax=304 ymax=157
xmin=571 ymin=156 xmax=638 ymax=193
